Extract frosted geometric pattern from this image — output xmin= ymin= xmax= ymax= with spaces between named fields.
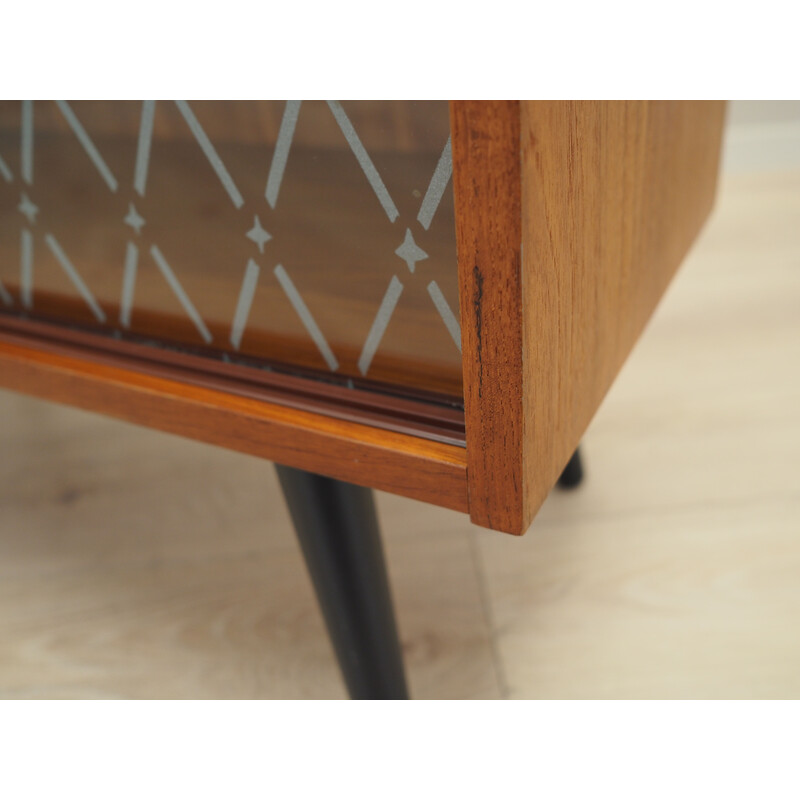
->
xmin=0 ymin=101 xmax=462 ymax=401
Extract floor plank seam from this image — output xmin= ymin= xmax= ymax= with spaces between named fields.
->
xmin=467 ymin=527 xmax=511 ymax=699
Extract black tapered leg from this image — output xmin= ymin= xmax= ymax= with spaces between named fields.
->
xmin=275 ymin=464 xmax=409 ymax=700
xmin=557 ymin=447 xmax=585 ymax=489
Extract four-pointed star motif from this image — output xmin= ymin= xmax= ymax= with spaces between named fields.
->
xmin=394 ymin=227 xmax=428 ymax=273
xmin=17 ymin=192 xmax=38 ymax=224
xmin=124 ymin=203 xmax=146 ymax=235
xmin=246 ymin=214 xmax=272 ymax=253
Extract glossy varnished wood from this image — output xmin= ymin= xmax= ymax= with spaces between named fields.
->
xmin=451 ymin=100 xmax=726 ymax=533
xmin=0 ymin=338 xmax=469 ymax=512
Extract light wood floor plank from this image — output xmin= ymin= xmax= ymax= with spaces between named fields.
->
xmin=477 ymin=171 xmax=800 ymax=698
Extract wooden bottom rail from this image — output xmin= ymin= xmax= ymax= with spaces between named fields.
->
xmin=0 ymin=335 xmax=469 ymax=513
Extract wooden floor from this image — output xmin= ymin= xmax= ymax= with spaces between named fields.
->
xmin=1 ymin=168 xmax=798 ymax=699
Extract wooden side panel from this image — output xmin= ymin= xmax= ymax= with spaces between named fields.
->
xmin=520 ymin=101 xmax=726 ymax=531
xmin=452 ymin=100 xmax=725 ymax=534
xmin=0 ymin=339 xmax=469 ymax=512
xmin=450 ymin=101 xmax=525 ymax=533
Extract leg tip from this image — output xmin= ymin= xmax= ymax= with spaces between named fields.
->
xmin=557 ymin=448 xmax=584 ymax=489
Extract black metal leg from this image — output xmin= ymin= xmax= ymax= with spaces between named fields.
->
xmin=275 ymin=464 xmax=409 ymax=700
xmin=557 ymin=447 xmax=585 ymax=489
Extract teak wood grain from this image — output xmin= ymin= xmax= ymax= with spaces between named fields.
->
xmin=451 ymin=100 xmax=726 ymax=533
xmin=450 ymin=101 xmax=524 ymax=534
xmin=0 ymin=338 xmax=468 ymax=512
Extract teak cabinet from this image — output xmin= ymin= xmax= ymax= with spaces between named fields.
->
xmin=0 ymin=100 xmax=726 ymax=698
xmin=0 ymin=100 xmax=725 ymax=535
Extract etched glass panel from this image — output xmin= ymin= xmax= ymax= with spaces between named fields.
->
xmin=0 ymin=101 xmax=462 ymax=401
